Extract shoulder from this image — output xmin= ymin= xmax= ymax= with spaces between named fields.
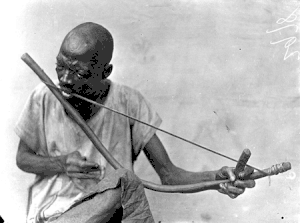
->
xmin=111 ymin=82 xmax=146 ymax=104
xmin=110 ymin=82 xmax=157 ymax=120
xmin=32 ymin=82 xmax=51 ymax=96
xmin=29 ymin=82 xmax=59 ymax=107
xmin=112 ymin=82 xmax=142 ymax=97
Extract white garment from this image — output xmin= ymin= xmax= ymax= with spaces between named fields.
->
xmin=15 ymin=81 xmax=162 ymax=223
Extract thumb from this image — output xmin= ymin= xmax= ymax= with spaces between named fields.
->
xmin=220 ymin=166 xmax=236 ymax=181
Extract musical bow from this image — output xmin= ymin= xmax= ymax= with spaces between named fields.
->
xmin=21 ymin=53 xmax=291 ymax=193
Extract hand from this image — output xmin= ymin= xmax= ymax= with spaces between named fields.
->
xmin=61 ymin=151 xmax=101 ymax=179
xmin=215 ymin=166 xmax=256 ymax=199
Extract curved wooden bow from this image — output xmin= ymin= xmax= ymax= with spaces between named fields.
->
xmin=21 ymin=53 xmax=291 ymax=193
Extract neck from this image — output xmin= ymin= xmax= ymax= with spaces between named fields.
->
xmin=66 ymin=80 xmax=111 ymax=121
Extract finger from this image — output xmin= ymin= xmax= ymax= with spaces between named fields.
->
xmin=77 ymin=160 xmax=100 ymax=169
xmin=69 ymin=151 xmax=86 ymax=161
xmin=85 ymin=167 xmax=101 ymax=172
xmin=218 ymin=183 xmax=230 ymax=195
xmin=71 ymin=151 xmax=82 ymax=157
xmin=219 ymin=183 xmax=228 ymax=194
xmin=226 ymin=183 xmax=245 ymax=195
xmin=66 ymin=152 xmax=86 ymax=164
xmin=66 ymin=155 xmax=99 ymax=170
xmin=238 ymin=166 xmax=254 ymax=179
xmin=67 ymin=172 xmax=101 ymax=179
xmin=233 ymin=179 xmax=256 ymax=188
xmin=68 ymin=174 xmax=99 ymax=179
xmin=217 ymin=166 xmax=235 ymax=181
xmin=66 ymin=165 xmax=100 ymax=173
xmin=218 ymin=188 xmax=226 ymax=194
xmin=223 ymin=167 xmax=236 ymax=182
xmin=218 ymin=190 xmax=237 ymax=199
xmin=84 ymin=162 xmax=100 ymax=171
xmin=219 ymin=183 xmax=238 ymax=199
xmin=227 ymin=193 xmax=238 ymax=199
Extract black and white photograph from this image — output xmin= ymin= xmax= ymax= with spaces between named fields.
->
xmin=0 ymin=0 xmax=299 ymax=222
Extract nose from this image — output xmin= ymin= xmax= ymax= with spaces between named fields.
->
xmin=59 ymin=69 xmax=73 ymax=85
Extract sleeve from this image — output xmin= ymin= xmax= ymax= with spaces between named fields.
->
xmin=14 ymin=84 xmax=48 ymax=155
xmin=129 ymin=90 xmax=162 ymax=157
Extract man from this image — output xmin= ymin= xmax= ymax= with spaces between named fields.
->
xmin=15 ymin=22 xmax=255 ymax=223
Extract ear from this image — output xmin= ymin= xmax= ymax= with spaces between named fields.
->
xmin=102 ymin=64 xmax=113 ymax=79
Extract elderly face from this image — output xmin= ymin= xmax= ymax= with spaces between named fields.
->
xmin=56 ymin=46 xmax=107 ymax=100
xmin=56 ymin=22 xmax=113 ymax=106
xmin=55 ymin=22 xmax=113 ymax=120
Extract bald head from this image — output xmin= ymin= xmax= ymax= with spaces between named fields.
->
xmin=59 ymin=22 xmax=114 ymax=66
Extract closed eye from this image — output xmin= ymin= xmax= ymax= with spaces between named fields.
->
xmin=76 ymin=72 xmax=84 ymax=78
xmin=55 ymin=65 xmax=64 ymax=72
xmin=74 ymin=68 xmax=92 ymax=79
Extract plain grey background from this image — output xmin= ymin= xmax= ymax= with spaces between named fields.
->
xmin=1 ymin=0 xmax=299 ymax=222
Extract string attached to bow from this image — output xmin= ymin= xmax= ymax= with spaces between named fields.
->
xmin=47 ymin=82 xmax=270 ymax=175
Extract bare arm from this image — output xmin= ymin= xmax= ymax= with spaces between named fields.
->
xmin=143 ymin=134 xmax=218 ymax=186
xmin=16 ymin=139 xmax=65 ymax=176
xmin=16 ymin=139 xmax=100 ymax=178
xmin=144 ymin=134 xmax=255 ymax=197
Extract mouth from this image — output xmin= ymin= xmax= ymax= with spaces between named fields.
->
xmin=58 ymin=86 xmax=73 ymax=99
xmin=62 ymin=91 xmax=72 ymax=98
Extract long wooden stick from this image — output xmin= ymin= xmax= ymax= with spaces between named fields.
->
xmin=21 ymin=53 xmax=291 ymax=193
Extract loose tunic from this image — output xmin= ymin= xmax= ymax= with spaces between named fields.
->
xmin=15 ymin=81 xmax=162 ymax=222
